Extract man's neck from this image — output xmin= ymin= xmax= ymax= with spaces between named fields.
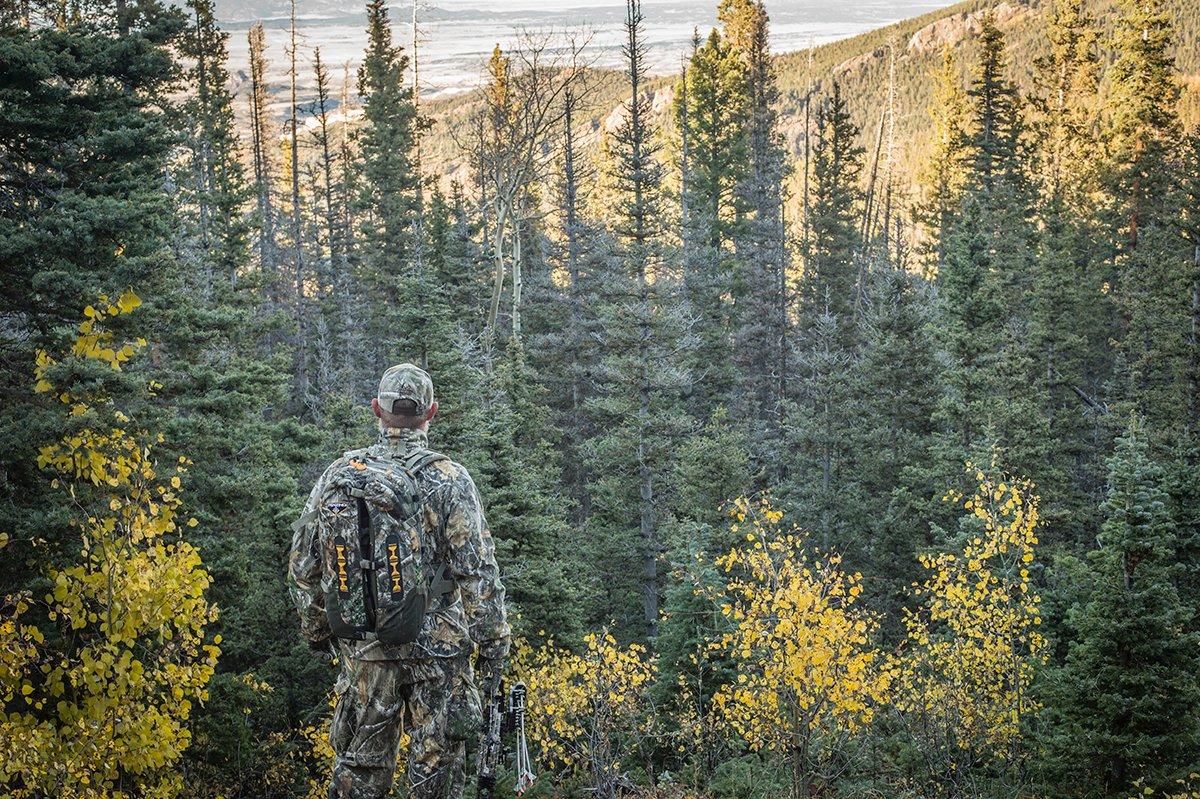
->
xmin=379 ymin=425 xmax=429 ymax=450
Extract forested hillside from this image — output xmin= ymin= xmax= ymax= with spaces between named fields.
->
xmin=2 ymin=0 xmax=1199 ymax=796
xmin=417 ymin=0 xmax=1200 ymax=200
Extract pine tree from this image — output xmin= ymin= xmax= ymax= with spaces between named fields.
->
xmin=530 ymin=92 xmax=607 ymax=523
xmin=312 ymin=47 xmax=341 ymax=290
xmin=1105 ymin=0 xmax=1194 ymax=448
xmin=1026 ymin=0 xmax=1108 ymax=541
xmin=585 ymin=0 xmax=691 ymax=638
xmin=783 ymin=310 xmax=862 ymax=556
xmin=0 ymin=0 xmax=185 ymax=575
xmin=427 ymin=184 xmax=488 ymax=329
xmin=1106 ymin=0 xmax=1181 ymax=250
xmin=931 ymin=15 xmax=1047 ymax=508
xmin=653 ymin=407 xmax=751 ymax=765
xmin=784 ymin=80 xmax=865 ymax=560
xmin=1029 ymin=0 xmax=1100 ymax=208
xmin=967 ymin=13 xmax=1020 ymax=195
xmin=801 ymin=81 xmax=863 ymax=335
xmin=1049 ymin=429 xmax=1200 ymax=795
xmin=914 ymin=48 xmax=968 ymax=277
xmin=177 ymin=0 xmax=250 ymax=288
xmin=676 ymin=25 xmax=749 ymax=408
xmin=722 ymin=0 xmax=791 ymax=465
xmin=854 ymin=262 xmax=941 ymax=631
xmin=356 ymin=0 xmax=423 ymax=372
xmin=464 ymin=343 xmax=583 ymax=644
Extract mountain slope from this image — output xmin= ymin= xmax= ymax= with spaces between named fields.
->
xmin=420 ymin=0 xmax=1200 ymax=195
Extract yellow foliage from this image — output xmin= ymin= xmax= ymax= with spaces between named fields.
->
xmin=511 ymin=631 xmax=656 ymax=778
xmin=895 ymin=467 xmax=1046 ymax=760
xmin=709 ymin=497 xmax=888 ymax=795
xmin=1132 ymin=774 xmax=1200 ymax=799
xmin=0 ymin=296 xmax=219 ymax=799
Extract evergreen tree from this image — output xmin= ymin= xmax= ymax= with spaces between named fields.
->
xmin=800 ymin=81 xmax=863 ymax=333
xmin=854 ymin=262 xmax=941 ymax=631
xmin=1025 ymin=0 xmax=1109 ymax=540
xmin=427 ymin=184 xmax=489 ymax=329
xmin=0 ymin=0 xmax=184 ymax=573
xmin=967 ymin=13 xmax=1020 ymax=194
xmin=585 ymin=0 xmax=691 ymax=638
xmin=464 ymin=343 xmax=583 ymax=644
xmin=783 ymin=310 xmax=862 ymax=557
xmin=178 ymin=0 xmax=250 ymax=287
xmin=932 ymin=14 xmax=1046 ymax=504
xmin=914 ymin=48 xmax=968 ymax=277
xmin=246 ymin=22 xmax=280 ymax=298
xmin=722 ymin=0 xmax=791 ymax=464
xmin=676 ymin=24 xmax=749 ymax=408
xmin=1048 ymin=429 xmax=1200 ymax=795
xmin=531 ymin=95 xmax=607 ymax=523
xmin=1105 ymin=0 xmax=1194 ymax=447
xmin=356 ymin=0 xmax=423 ymax=375
xmin=654 ymin=408 xmax=751 ymax=768
xmin=785 ymin=80 xmax=865 ymax=560
xmin=1029 ymin=0 xmax=1100 ymax=208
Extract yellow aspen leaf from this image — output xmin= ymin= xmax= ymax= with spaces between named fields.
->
xmin=117 ymin=289 xmax=142 ymax=314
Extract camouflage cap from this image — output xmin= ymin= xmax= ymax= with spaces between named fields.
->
xmin=377 ymin=363 xmax=434 ymax=416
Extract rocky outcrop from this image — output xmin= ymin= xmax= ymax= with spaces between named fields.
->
xmin=906 ymin=1 xmax=1029 ymax=56
xmin=833 ymin=48 xmax=886 ymax=77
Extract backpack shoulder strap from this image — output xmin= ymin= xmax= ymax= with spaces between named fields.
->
xmin=401 ymin=448 xmax=449 ymax=475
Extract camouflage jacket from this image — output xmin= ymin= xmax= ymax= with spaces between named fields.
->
xmin=288 ymin=427 xmax=510 ymax=662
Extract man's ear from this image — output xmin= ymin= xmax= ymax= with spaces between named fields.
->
xmin=425 ymin=401 xmax=438 ymax=423
xmin=370 ymin=398 xmax=383 ymax=418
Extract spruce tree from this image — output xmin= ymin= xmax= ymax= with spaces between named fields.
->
xmin=356 ymin=0 xmax=422 ymax=375
xmin=163 ymin=1 xmax=324 ymax=783
xmin=177 ymin=0 xmax=250 ymax=288
xmin=1105 ymin=0 xmax=1194 ymax=448
xmin=247 ymin=22 xmax=280 ymax=298
xmin=932 ymin=14 xmax=1046 ymax=508
xmin=967 ymin=13 xmax=1020 ymax=195
xmin=785 ymin=80 xmax=865 ymax=559
xmin=464 ymin=343 xmax=583 ymax=644
xmin=854 ymin=262 xmax=941 ymax=631
xmin=1049 ymin=429 xmax=1200 ymax=795
xmin=676 ymin=25 xmax=749 ymax=408
xmin=585 ymin=0 xmax=691 ymax=638
xmin=721 ymin=0 xmax=791 ymax=466
xmin=530 ymin=95 xmax=607 ymax=524
xmin=0 ymin=0 xmax=184 ymax=573
xmin=914 ymin=48 xmax=968 ymax=277
xmin=800 ymin=80 xmax=863 ymax=334
xmin=1025 ymin=0 xmax=1109 ymax=541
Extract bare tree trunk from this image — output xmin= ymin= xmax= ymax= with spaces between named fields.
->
xmin=288 ymin=0 xmax=309 ymax=406
xmin=487 ymin=197 xmax=509 ymax=335
xmin=511 ymin=209 xmax=523 ymax=341
xmin=248 ymin=24 xmax=277 ymax=300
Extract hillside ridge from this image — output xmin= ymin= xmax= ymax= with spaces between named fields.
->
xmin=418 ymin=0 xmax=1199 ymax=192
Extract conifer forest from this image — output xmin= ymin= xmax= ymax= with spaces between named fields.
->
xmin=2 ymin=0 xmax=1200 ymax=795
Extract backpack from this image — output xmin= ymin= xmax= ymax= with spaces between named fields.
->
xmin=316 ymin=447 xmax=454 ymax=644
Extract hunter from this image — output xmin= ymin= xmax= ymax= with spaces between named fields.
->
xmin=288 ymin=363 xmax=510 ymax=799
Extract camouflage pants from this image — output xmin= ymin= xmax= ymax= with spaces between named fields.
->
xmin=328 ymin=653 xmax=479 ymax=799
